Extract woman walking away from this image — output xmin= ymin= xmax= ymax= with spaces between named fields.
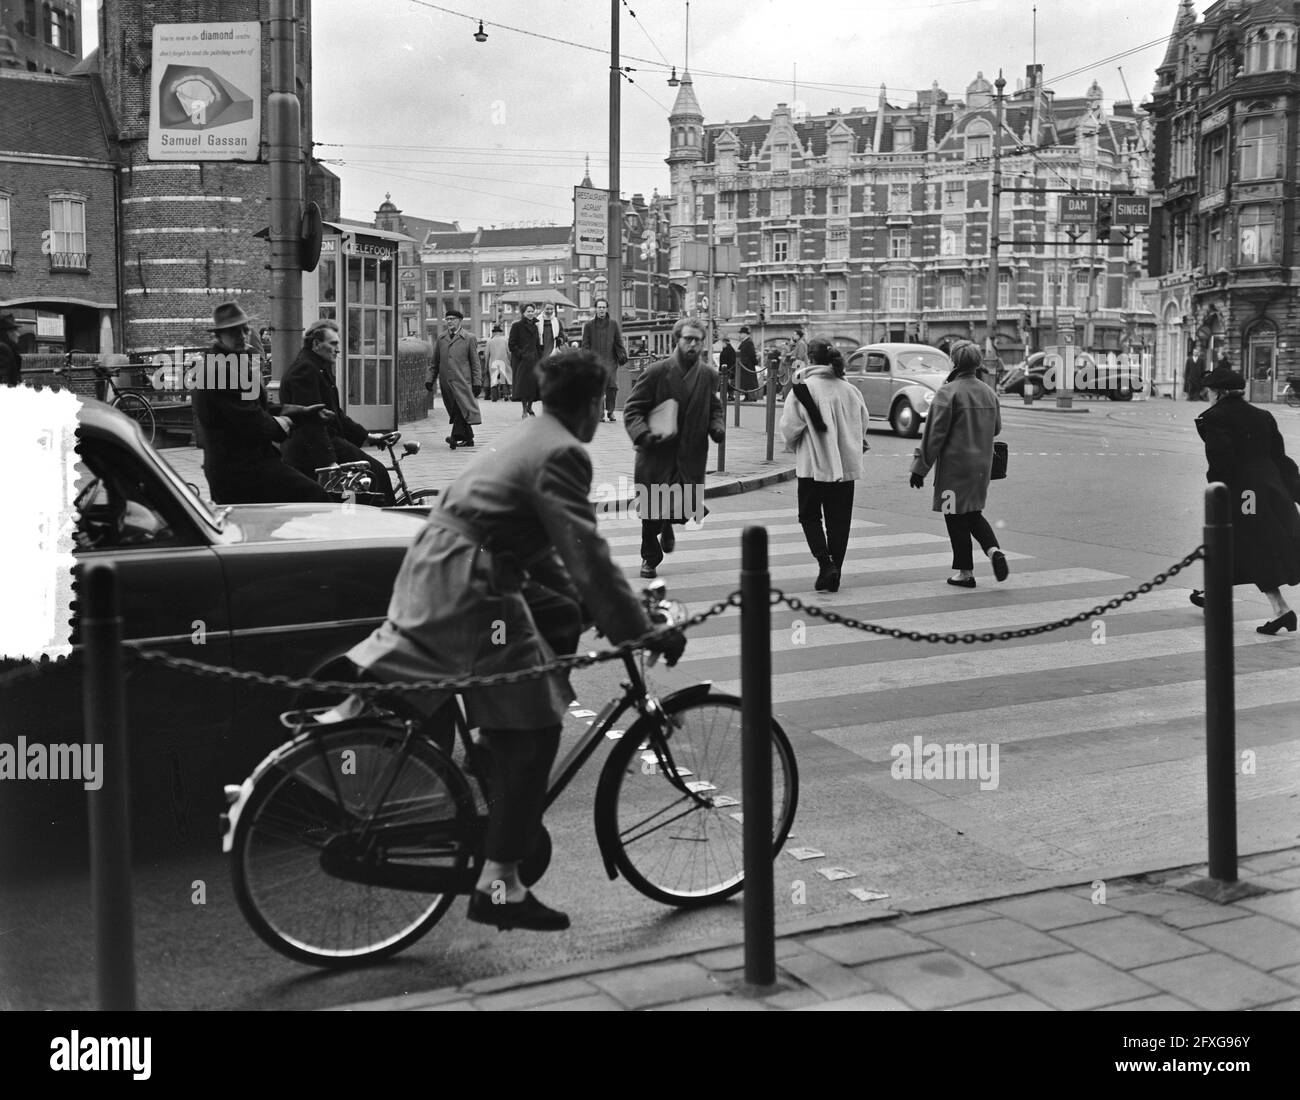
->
xmin=908 ymin=340 xmax=1009 ymax=588
xmin=780 ymin=337 xmax=870 ymax=592
xmin=1189 ymin=363 xmax=1300 ymax=633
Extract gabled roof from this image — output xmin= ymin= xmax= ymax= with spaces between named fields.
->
xmin=0 ymin=72 xmax=112 ymax=161
xmin=423 ymin=231 xmax=479 ymax=251
xmin=400 ymin=215 xmax=460 ymax=245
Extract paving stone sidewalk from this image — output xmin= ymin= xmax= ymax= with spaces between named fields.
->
xmin=338 ymin=852 xmax=1300 ymax=1012
xmin=155 ymin=394 xmax=797 ymax=502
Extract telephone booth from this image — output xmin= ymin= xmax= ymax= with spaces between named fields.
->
xmin=304 ymin=223 xmax=413 ymax=431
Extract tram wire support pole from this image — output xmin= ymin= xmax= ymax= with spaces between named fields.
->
xmin=83 ymin=562 xmax=137 ymax=1010
xmin=268 ymin=0 xmax=303 ymax=384
xmin=982 ymin=71 xmax=1006 ymax=380
xmin=741 ymin=526 xmax=776 ymax=986
xmin=711 ymin=221 xmax=725 ymax=473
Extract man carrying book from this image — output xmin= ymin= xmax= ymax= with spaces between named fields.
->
xmin=623 ymin=317 xmax=725 ymax=578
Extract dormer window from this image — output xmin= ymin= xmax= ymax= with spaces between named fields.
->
xmin=965 ymin=124 xmax=991 ymax=160
xmin=828 ymin=140 xmax=849 ymax=168
xmin=771 ymin=143 xmax=791 ymax=172
xmin=1245 ymin=26 xmax=1296 ymax=73
xmin=717 ymin=143 xmax=738 ymax=173
xmin=894 ymin=128 xmax=913 ymax=152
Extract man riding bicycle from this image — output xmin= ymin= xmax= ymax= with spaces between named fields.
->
xmin=332 ymin=348 xmax=686 ymax=932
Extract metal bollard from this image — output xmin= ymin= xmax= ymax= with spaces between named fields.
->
xmin=764 ymin=366 xmax=777 ymax=462
xmin=741 ymin=526 xmax=776 ymax=986
xmin=1203 ymin=483 xmax=1236 ymax=883
xmin=82 ymin=562 xmax=137 ymax=1010
xmin=716 ymin=382 xmax=727 ymax=474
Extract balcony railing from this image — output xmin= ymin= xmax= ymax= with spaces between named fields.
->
xmin=49 ymin=251 xmax=89 ymax=272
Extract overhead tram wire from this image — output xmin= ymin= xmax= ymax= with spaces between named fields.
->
xmin=326 ymin=162 xmax=573 ymax=214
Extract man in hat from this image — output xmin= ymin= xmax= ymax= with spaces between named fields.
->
xmin=718 ymin=334 xmax=736 ymax=401
xmin=0 ymin=313 xmax=23 ymax=387
xmin=191 ymin=300 xmax=330 ymax=504
xmin=427 ymin=309 xmax=482 ymax=449
xmin=736 ymin=326 xmax=759 ymax=400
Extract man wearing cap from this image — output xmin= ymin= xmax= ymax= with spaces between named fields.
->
xmin=191 ymin=300 xmax=330 ymax=504
xmin=0 ymin=314 xmax=21 ymax=387
xmin=736 ymin=326 xmax=759 ymax=401
xmin=427 ymin=309 xmax=482 ymax=449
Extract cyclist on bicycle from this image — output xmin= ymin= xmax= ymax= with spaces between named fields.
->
xmin=279 ymin=319 xmax=396 ymax=504
xmin=335 ymin=348 xmax=686 ymax=932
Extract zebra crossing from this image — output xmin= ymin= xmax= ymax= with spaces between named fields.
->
xmin=595 ymin=503 xmax=1300 ymax=905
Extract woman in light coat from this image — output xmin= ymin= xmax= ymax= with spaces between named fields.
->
xmin=779 ymin=337 xmax=871 ymax=592
xmin=909 ymin=340 xmax=1010 ymax=587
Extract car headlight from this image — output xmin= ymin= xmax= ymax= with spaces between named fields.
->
xmin=923 ymin=391 xmax=935 ymax=404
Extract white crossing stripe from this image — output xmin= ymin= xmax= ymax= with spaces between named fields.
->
xmin=599 ymin=520 xmax=886 ymax=547
xmin=814 ymin=668 xmax=1300 ymax=762
xmin=677 ymin=588 xmax=1196 ymax=661
xmin=714 ymin=627 xmax=1289 ymax=703
xmin=612 ymin=530 xmax=948 ymax=565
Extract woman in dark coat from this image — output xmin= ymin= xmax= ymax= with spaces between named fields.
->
xmin=1191 ymin=365 xmax=1300 ymax=633
xmin=909 ymin=341 xmax=1010 ymax=587
xmin=508 ymin=304 xmax=542 ymax=417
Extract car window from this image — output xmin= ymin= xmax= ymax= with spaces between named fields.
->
xmin=846 ymin=352 xmax=865 ymax=374
xmin=75 ymin=442 xmax=188 ymax=551
xmin=865 ymin=353 xmax=889 ymax=373
xmin=895 ymin=350 xmax=952 ymax=374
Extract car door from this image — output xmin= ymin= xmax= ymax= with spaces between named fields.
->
xmin=864 ymin=350 xmax=892 ymax=421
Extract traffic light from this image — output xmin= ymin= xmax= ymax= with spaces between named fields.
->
xmin=758 ymin=304 xmax=766 ymax=323
xmin=1097 ymin=198 xmax=1114 ymax=243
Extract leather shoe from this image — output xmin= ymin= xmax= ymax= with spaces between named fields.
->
xmin=640 ymin=561 xmax=658 ymax=579
xmin=1257 ymin=609 xmax=1297 ymax=635
xmin=659 ymin=525 xmax=676 ymax=554
xmin=991 ymin=550 xmax=1009 ymax=583
xmin=947 ymin=576 xmax=976 ymax=588
xmin=445 ymin=436 xmax=457 ymax=450
xmin=466 ymin=890 xmax=570 ymax=932
xmin=825 ymin=566 xmax=841 ymax=593
xmin=1188 ymin=590 xmax=1205 ymax=608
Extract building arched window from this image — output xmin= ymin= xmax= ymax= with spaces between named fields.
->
xmin=965 ymin=123 xmax=992 ymax=161
xmin=1274 ymin=28 xmax=1295 ymax=70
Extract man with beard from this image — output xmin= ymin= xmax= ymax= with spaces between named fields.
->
xmin=623 ymin=317 xmax=725 ymax=578
xmin=428 ymin=309 xmax=483 ymax=449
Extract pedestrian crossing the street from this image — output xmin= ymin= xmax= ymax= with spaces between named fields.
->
xmin=594 ymin=503 xmax=1300 ymax=907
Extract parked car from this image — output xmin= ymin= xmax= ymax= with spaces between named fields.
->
xmin=843 ymin=343 xmax=953 ymax=437
xmin=1 ymin=400 xmax=428 ymax=872
xmin=998 ymin=350 xmax=1135 ymax=401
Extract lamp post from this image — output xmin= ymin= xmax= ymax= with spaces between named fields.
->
xmin=608 ymin=0 xmax=622 ymax=325
xmin=983 ymin=71 xmax=1006 ymax=378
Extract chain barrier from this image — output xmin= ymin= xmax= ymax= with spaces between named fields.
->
xmin=772 ymin=547 xmax=1206 ymax=644
xmin=3 ymin=548 xmax=1205 ymax=690
xmin=126 ymin=595 xmax=742 ymax=696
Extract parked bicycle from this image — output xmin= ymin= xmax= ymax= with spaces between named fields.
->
xmin=1284 ymin=375 xmax=1300 ymax=408
xmin=316 ymin=430 xmax=438 ymax=507
xmin=222 ymin=582 xmax=799 ymax=967
xmin=53 ymin=361 xmax=157 ymax=443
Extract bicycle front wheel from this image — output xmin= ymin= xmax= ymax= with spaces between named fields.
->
xmin=231 ymin=723 xmax=476 ymax=967
xmin=596 ymin=693 xmax=798 ymax=907
xmin=400 ymin=486 xmax=440 ymax=507
xmin=112 ymin=393 xmax=156 ymax=444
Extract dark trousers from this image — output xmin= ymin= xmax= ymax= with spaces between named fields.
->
xmin=797 ymin=478 xmax=855 ymax=566
xmin=332 ymin=437 xmax=396 ymax=505
xmin=944 ymin=511 xmax=1000 ymax=571
xmin=479 ymin=724 xmax=562 ymax=862
xmin=448 ymin=398 xmax=475 ymax=443
xmin=206 ymin=458 xmax=329 ymax=504
xmin=640 ymin=518 xmax=669 ymax=567
xmin=604 ymin=386 xmax=618 ymax=416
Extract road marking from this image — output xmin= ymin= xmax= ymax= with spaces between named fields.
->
xmin=612 ymin=530 xmax=947 ymax=564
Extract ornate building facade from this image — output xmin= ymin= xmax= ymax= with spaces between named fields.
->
xmin=666 ymin=67 xmax=1156 ymax=365
xmin=1145 ymin=0 xmax=1300 ymax=402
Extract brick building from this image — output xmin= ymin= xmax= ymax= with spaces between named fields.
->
xmin=666 ymin=67 xmax=1156 ymax=365
xmin=0 ymin=0 xmax=83 ymax=74
xmin=94 ymin=0 xmax=338 ymax=354
xmin=0 ymin=69 xmax=119 ymax=353
xmin=1145 ymin=0 xmax=1300 ymax=402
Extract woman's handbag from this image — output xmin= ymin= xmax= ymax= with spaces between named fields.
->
xmin=991 ymin=440 xmax=1009 ymax=480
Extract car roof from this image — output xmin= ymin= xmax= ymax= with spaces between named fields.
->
xmin=853 ymin=343 xmax=948 ymax=354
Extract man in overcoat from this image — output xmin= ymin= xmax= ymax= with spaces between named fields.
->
xmin=0 ymin=314 xmax=22 ymax=387
xmin=345 ymin=349 xmax=685 ymax=931
xmin=580 ymin=296 xmax=628 ymax=422
xmin=279 ymin=318 xmax=394 ymax=503
xmin=622 ymin=317 xmax=725 ymax=578
xmin=1184 ymin=343 xmax=1207 ymax=401
xmin=509 ymin=304 xmax=542 ymax=417
xmin=736 ymin=326 xmax=759 ymax=400
xmin=191 ymin=300 xmax=329 ymax=504
xmin=718 ymin=335 xmax=737 ymax=400
xmin=428 ymin=309 xmax=483 ymax=449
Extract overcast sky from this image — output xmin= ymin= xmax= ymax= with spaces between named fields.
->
xmin=88 ymin=1 xmax=1197 ymax=229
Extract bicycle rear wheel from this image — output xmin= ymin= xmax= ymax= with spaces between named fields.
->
xmin=400 ymin=486 xmax=440 ymax=507
xmin=112 ymin=393 xmax=156 ymax=445
xmin=596 ymin=693 xmax=798 ymax=907
xmin=231 ymin=723 xmax=476 ymax=967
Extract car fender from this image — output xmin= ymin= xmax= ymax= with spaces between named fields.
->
xmin=592 ymin=680 xmax=715 ymax=879
xmin=894 ymin=382 xmax=934 ymax=419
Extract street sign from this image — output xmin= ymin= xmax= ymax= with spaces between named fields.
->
xmin=1114 ymin=195 xmax=1152 ymax=225
xmin=148 ymin=22 xmax=261 ymax=161
xmin=1058 ymin=195 xmax=1098 ymax=224
xmin=573 ymin=186 xmax=608 ymax=256
xmin=698 ymin=294 xmax=710 ymax=311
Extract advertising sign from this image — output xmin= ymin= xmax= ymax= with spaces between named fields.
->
xmin=148 ymin=22 xmax=261 ymax=161
xmin=574 ymin=186 xmax=608 ymax=256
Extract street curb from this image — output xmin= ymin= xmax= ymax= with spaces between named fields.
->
xmin=1002 ymin=403 xmax=1092 ymax=415
xmin=704 ymin=465 xmax=798 ymax=498
xmin=331 ymin=847 xmax=1293 ymax=1011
